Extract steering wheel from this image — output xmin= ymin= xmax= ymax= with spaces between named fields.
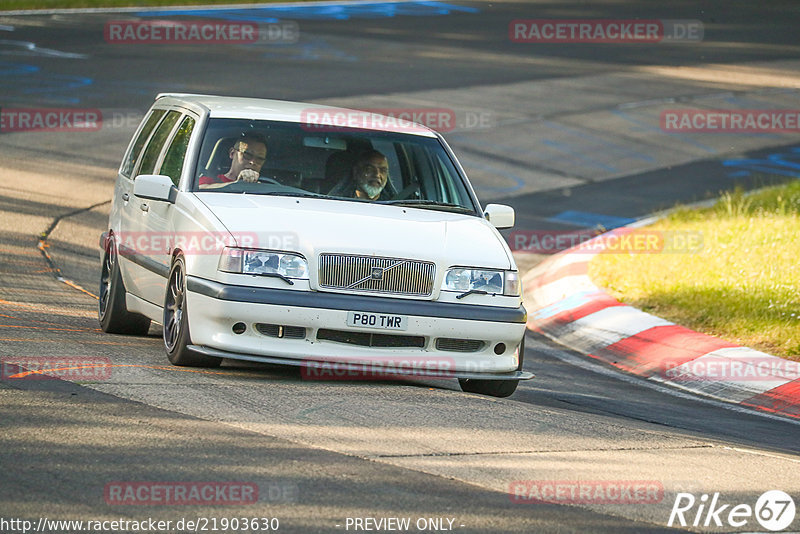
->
xmin=257 ymin=177 xmax=280 ymax=185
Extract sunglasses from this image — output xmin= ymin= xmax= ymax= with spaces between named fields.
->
xmin=236 ymin=147 xmax=266 ymax=164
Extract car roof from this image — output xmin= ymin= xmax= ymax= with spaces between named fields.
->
xmin=155 ymin=93 xmax=438 ymax=138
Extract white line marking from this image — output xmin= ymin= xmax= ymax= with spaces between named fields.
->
xmin=720 ymin=445 xmax=800 ymax=463
xmin=0 ymin=39 xmax=87 ymax=58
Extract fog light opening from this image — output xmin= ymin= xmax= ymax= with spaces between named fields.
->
xmin=494 ymin=343 xmax=506 ymax=355
xmin=232 ymin=322 xmax=247 ymax=335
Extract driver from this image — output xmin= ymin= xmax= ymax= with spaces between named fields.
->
xmin=199 ymin=133 xmax=268 ymax=187
xmin=328 ymin=149 xmax=392 ymax=201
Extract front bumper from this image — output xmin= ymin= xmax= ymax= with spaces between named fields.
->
xmin=188 ymin=345 xmax=533 ymax=381
xmin=185 ymin=276 xmax=531 ymax=379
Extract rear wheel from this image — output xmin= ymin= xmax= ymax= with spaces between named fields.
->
xmin=163 ymin=255 xmax=221 ymax=368
xmin=459 ymin=336 xmax=524 ymax=398
xmin=98 ymin=237 xmax=151 ymax=335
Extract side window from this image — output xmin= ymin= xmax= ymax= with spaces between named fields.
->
xmin=120 ymin=109 xmax=166 ymax=177
xmin=159 ymin=116 xmax=195 ymax=186
xmin=136 ymin=110 xmax=181 ymax=178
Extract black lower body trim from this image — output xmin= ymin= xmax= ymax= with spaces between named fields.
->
xmin=187 ymin=345 xmax=534 ymax=381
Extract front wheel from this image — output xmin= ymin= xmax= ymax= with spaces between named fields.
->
xmin=459 ymin=378 xmax=519 ymax=398
xmin=99 ymin=237 xmax=151 ymax=335
xmin=459 ymin=336 xmax=524 ymax=398
xmin=163 ymin=255 xmax=221 ymax=368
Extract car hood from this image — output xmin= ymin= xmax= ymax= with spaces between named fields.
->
xmin=195 ymin=194 xmax=512 ymax=269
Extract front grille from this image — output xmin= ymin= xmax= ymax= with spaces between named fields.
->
xmin=435 ymin=338 xmax=485 ymax=353
xmin=254 ymin=323 xmax=306 ymax=339
xmin=318 ymin=254 xmax=435 ymax=296
xmin=317 ymin=329 xmax=425 ymax=348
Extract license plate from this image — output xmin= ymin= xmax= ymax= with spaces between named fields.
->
xmin=346 ymin=311 xmax=408 ymax=331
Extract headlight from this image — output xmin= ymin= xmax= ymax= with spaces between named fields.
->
xmin=218 ymin=247 xmax=308 ymax=279
xmin=443 ymin=268 xmax=520 ymax=296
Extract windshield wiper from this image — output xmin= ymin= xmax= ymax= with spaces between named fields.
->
xmin=381 ymin=200 xmax=474 ymax=214
xmin=257 ymin=272 xmax=294 ymax=285
xmin=258 ymin=191 xmax=323 ymax=199
xmin=456 ymin=289 xmax=489 ymax=300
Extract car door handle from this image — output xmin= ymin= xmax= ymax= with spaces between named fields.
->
xmin=122 ymin=193 xmax=129 ymax=202
xmin=140 ymin=203 xmax=149 ymax=212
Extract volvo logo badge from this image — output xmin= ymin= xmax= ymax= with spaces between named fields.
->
xmin=347 ymin=260 xmax=408 ymax=290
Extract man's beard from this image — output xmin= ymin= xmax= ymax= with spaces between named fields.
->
xmin=359 ymin=182 xmax=383 ymax=199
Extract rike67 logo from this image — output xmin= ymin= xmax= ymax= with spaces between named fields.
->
xmin=668 ymin=490 xmax=796 ymax=531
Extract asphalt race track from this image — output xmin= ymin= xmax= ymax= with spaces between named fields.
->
xmin=1 ymin=1 xmax=800 ymax=532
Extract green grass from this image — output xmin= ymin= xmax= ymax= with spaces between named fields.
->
xmin=2 ymin=0 xmax=318 ymax=10
xmin=589 ymin=180 xmax=800 ymax=359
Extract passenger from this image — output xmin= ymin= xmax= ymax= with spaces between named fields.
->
xmin=328 ymin=149 xmax=392 ymax=201
xmin=199 ymin=133 xmax=267 ymax=187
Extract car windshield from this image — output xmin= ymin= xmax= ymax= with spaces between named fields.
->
xmin=192 ymin=118 xmax=478 ymax=214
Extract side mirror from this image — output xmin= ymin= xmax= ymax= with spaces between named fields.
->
xmin=484 ymin=204 xmax=515 ymax=229
xmin=134 ymin=174 xmax=177 ymax=203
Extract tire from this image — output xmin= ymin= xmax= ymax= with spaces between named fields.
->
xmin=459 ymin=378 xmax=519 ymax=398
xmin=99 ymin=236 xmax=151 ymax=335
xmin=458 ymin=336 xmax=524 ymax=398
xmin=163 ymin=255 xmax=221 ymax=368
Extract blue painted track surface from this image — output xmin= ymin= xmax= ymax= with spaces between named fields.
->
xmin=136 ymin=1 xmax=480 ymax=23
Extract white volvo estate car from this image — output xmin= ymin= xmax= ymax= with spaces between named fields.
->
xmin=100 ymin=94 xmax=532 ymax=397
